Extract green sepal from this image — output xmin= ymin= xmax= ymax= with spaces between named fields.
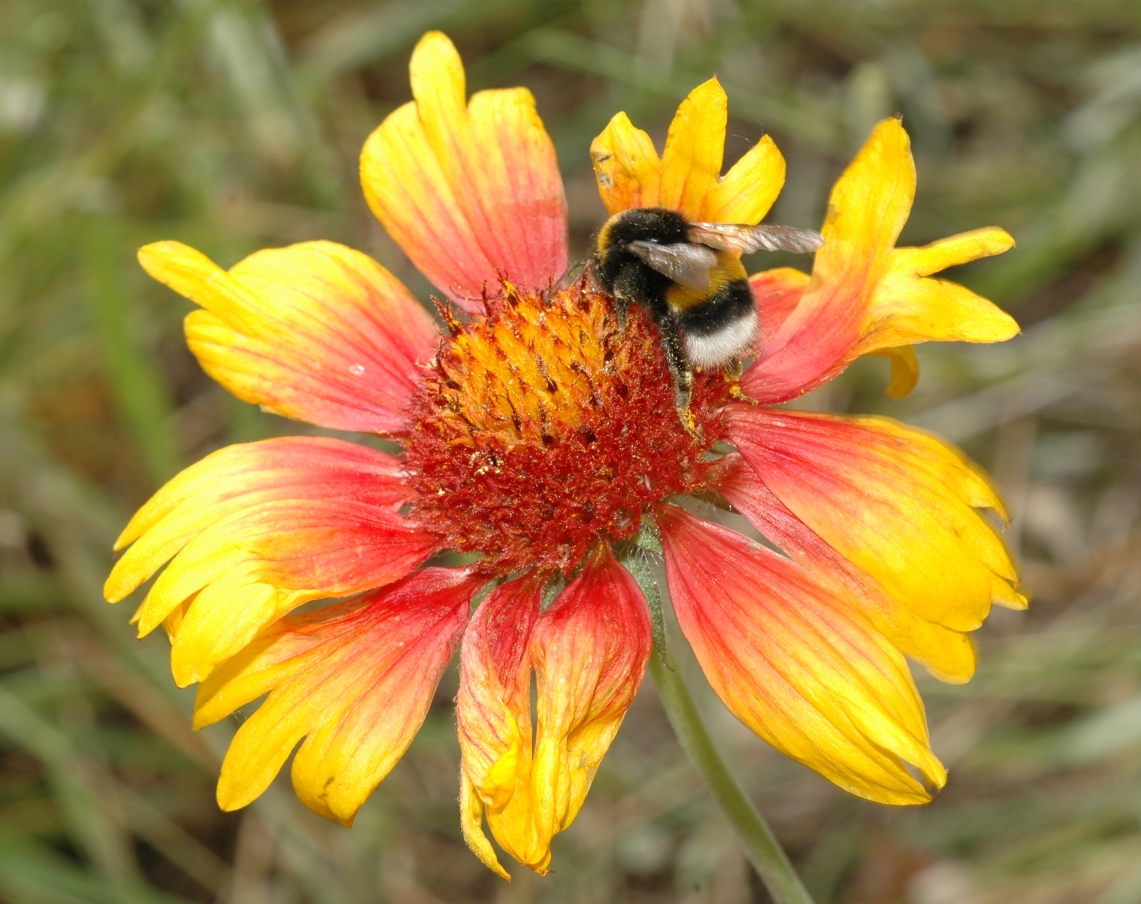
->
xmin=619 ymin=519 xmax=673 ymax=668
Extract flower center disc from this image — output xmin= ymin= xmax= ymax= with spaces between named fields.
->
xmin=404 ymin=279 xmax=730 ymax=575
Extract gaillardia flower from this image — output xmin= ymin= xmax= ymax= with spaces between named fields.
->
xmin=105 ymin=32 xmax=1024 ymax=878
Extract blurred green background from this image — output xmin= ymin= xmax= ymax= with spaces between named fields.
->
xmin=2 ymin=0 xmax=1141 ymax=901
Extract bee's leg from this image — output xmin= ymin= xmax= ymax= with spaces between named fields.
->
xmin=656 ymin=315 xmax=700 ymax=439
xmin=613 ymin=295 xmax=630 ymax=332
xmin=609 ymin=264 xmax=646 ymax=334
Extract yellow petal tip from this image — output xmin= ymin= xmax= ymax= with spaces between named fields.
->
xmin=137 ymin=240 xmax=193 ymax=276
xmin=689 ymin=75 xmax=726 ymax=103
xmin=990 ymin=227 xmax=1016 ymax=253
xmin=873 ymin=115 xmax=909 ymax=143
xmin=216 ymin=786 xmax=243 ymax=813
xmin=982 ymin=307 xmax=1022 ymax=343
xmin=170 ymin=653 xmax=204 ymax=688
xmin=414 ymin=29 xmax=454 ymax=53
xmin=873 ymin=345 xmax=920 ymax=398
xmin=136 ymin=241 xmax=225 ymax=306
xmin=103 ymin=576 xmax=124 ymax=604
xmin=926 ymin=667 xmax=974 ymax=686
xmin=998 ymin=590 xmax=1030 ymax=611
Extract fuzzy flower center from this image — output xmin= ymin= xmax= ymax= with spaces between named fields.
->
xmin=404 ymin=279 xmax=732 ymax=575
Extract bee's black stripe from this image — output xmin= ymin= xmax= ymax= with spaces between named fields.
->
xmin=674 ymin=279 xmax=755 ymax=336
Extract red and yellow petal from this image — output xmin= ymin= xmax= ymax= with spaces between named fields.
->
xmin=710 ymin=453 xmax=976 ymax=683
xmin=658 ymin=505 xmax=945 ymax=804
xmin=111 ymin=445 xmax=438 ymax=684
xmin=750 ymin=267 xmax=810 ymax=343
xmin=743 ymin=119 xmax=1017 ymax=404
xmin=591 ymin=78 xmax=785 ymax=223
xmin=726 ymin=406 xmax=1024 ymax=639
xmin=138 ymin=240 xmax=438 ymax=434
xmin=105 ymin=437 xmax=407 ymax=604
xmin=527 ymin=550 xmax=651 ymax=867
xmin=458 ymin=552 xmax=651 ymax=877
xmin=136 ymin=498 xmax=438 ymax=686
xmin=104 ymin=433 xmax=424 ymax=663
xmin=456 ymin=575 xmax=542 ymax=879
xmin=194 ymin=567 xmax=482 ymax=824
xmin=361 ymin=32 xmax=567 ymax=311
xmin=749 ymin=271 xmax=921 ymax=398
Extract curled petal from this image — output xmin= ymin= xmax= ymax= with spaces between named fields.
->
xmin=743 ymin=119 xmax=1017 ymax=404
xmin=105 ymin=437 xmax=407 ymax=604
xmin=527 ymin=550 xmax=651 ymax=870
xmin=710 ymin=453 xmax=976 ymax=683
xmin=138 ymin=241 xmax=438 ymax=433
xmin=871 ymin=345 xmax=921 ymax=399
xmin=591 ymin=78 xmax=785 ymax=223
xmin=726 ymin=406 xmax=1024 ymax=639
xmin=195 ymin=567 xmax=481 ymax=823
xmin=361 ymin=32 xmax=567 ymax=310
xmin=137 ymin=499 xmax=439 ymax=686
xmin=460 ymin=770 xmax=503 ymax=879
xmin=457 ymin=576 xmax=542 ymax=879
xmin=457 ymin=554 xmax=651 ymax=878
xmin=657 ymin=505 xmax=945 ymax=804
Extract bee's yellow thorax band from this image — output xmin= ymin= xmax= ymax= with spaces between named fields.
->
xmin=665 ymin=251 xmax=747 ymax=313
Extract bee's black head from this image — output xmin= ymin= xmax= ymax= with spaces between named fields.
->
xmin=592 ymin=207 xmax=690 ymax=295
xmin=599 ymin=207 xmax=689 ymax=247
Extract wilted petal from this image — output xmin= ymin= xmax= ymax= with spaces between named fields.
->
xmin=743 ymin=119 xmax=1017 ymax=404
xmin=361 ymin=32 xmax=567 ymax=310
xmin=457 ymin=553 xmax=651 ymax=878
xmin=527 ymin=550 xmax=651 ymax=869
xmin=726 ymin=407 xmax=1024 ymax=640
xmin=195 ymin=567 xmax=481 ymax=823
xmin=658 ymin=505 xmax=945 ymax=804
xmin=591 ymin=77 xmax=784 ymax=223
xmin=138 ymin=241 xmax=438 ymax=433
xmin=590 ymin=111 xmax=661 ymax=214
xmin=456 ymin=576 xmax=542 ymax=879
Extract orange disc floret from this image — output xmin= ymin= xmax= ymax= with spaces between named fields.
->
xmin=404 ymin=278 xmax=730 ymax=575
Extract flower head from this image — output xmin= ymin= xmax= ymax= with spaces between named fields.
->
xmin=106 ymin=32 xmax=1024 ymax=878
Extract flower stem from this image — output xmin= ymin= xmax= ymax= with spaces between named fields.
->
xmin=649 ymin=654 xmax=816 ymax=904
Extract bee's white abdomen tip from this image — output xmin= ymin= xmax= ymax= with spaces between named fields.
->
xmin=682 ymin=308 xmax=758 ymax=369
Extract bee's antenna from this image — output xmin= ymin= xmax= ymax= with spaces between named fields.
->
xmin=557 ymin=259 xmax=588 ymax=291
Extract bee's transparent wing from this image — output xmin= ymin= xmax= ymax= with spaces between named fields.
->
xmin=688 ymin=222 xmax=824 ymax=254
xmin=624 ymin=240 xmax=719 ymax=290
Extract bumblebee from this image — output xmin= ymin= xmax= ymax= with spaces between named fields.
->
xmin=591 ymin=206 xmax=822 ymax=427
